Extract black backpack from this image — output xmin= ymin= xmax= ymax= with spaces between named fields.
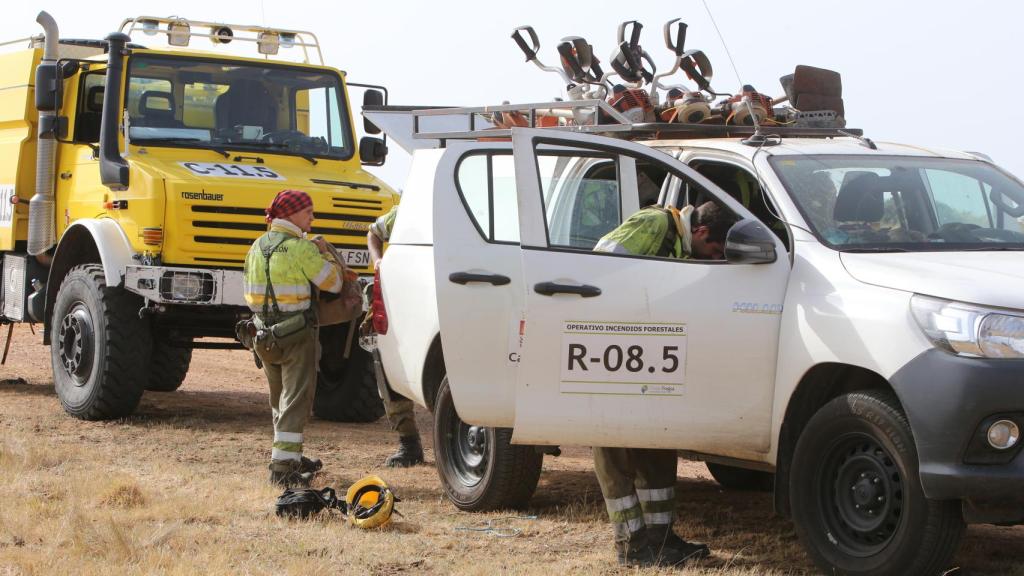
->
xmin=275 ymin=487 xmax=347 ymax=519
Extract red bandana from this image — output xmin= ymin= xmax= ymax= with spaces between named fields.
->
xmin=265 ymin=189 xmax=313 ymax=223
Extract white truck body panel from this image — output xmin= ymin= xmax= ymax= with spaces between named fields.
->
xmin=378 ymin=130 xmax=1024 ymax=471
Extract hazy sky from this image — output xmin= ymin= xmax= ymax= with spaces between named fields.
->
xmin=3 ymin=1 xmax=1021 ymax=189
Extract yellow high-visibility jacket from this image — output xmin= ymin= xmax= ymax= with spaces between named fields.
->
xmin=243 ymin=220 xmax=343 ymax=317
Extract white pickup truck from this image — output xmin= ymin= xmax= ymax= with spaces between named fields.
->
xmin=368 ymin=113 xmax=1024 ymax=575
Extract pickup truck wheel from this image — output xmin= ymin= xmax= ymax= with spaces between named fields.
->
xmin=51 ymin=264 xmax=151 ymax=420
xmin=313 ymin=322 xmax=385 ymax=423
xmin=433 ymin=376 xmax=542 ymax=511
xmin=790 ymin=391 xmax=964 ymax=576
xmin=706 ymin=462 xmax=774 ymax=491
xmin=145 ymin=338 xmax=192 ymax=392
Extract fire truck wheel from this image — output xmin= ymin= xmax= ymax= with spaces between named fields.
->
xmin=790 ymin=390 xmax=964 ymax=575
xmin=313 ymin=323 xmax=385 ymax=422
xmin=433 ymin=375 xmax=542 ymax=512
xmin=706 ymin=462 xmax=774 ymax=492
xmin=145 ymin=339 xmax=192 ymax=392
xmin=51 ymin=264 xmax=151 ymax=420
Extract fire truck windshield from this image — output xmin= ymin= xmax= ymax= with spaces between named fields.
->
xmin=125 ymin=54 xmax=353 ymax=161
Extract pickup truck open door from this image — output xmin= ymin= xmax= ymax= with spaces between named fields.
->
xmin=432 ymin=142 xmax=523 ymax=426
xmin=509 ymin=128 xmax=790 ymax=458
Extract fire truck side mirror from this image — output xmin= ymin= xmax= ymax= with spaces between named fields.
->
xmin=359 ymin=136 xmax=387 ymax=166
xmin=35 ymin=63 xmax=60 ymax=111
xmin=363 ymin=89 xmax=384 ymax=135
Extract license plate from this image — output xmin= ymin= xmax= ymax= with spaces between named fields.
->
xmin=340 ymin=249 xmax=370 ymax=267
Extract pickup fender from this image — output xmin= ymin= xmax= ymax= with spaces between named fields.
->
xmin=43 ymin=218 xmax=135 ymax=343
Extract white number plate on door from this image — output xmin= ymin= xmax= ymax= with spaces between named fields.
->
xmin=560 ymin=321 xmax=687 ymax=396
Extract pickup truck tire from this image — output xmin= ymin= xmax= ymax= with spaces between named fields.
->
xmin=790 ymin=390 xmax=964 ymax=576
xmin=433 ymin=376 xmax=542 ymax=511
xmin=706 ymin=462 xmax=774 ymax=492
xmin=313 ymin=322 xmax=385 ymax=423
xmin=51 ymin=264 xmax=151 ymax=420
xmin=145 ymin=339 xmax=192 ymax=392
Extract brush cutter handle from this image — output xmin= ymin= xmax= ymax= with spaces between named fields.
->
xmin=512 ymin=26 xmax=540 ymax=62
xmin=664 ymin=18 xmax=687 ymax=56
xmin=680 ymin=49 xmax=714 ymax=92
xmin=557 ymin=38 xmax=589 ymax=83
xmin=618 ymin=20 xmax=643 ymax=50
xmin=588 ymin=57 xmax=605 ymax=84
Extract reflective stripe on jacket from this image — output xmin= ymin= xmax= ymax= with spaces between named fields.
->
xmin=594 ymin=205 xmax=694 ymax=258
xmin=243 ymin=220 xmax=343 ymax=314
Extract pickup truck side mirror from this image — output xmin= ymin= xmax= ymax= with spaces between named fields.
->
xmin=363 ymin=89 xmax=384 ymax=135
xmin=724 ymin=219 xmax=777 ymax=264
xmin=359 ymin=136 xmax=387 ymax=166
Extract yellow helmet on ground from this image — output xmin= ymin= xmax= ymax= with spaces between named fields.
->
xmin=345 ymin=475 xmax=396 ymax=529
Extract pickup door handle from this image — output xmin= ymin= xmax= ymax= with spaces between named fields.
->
xmin=449 ymin=271 xmax=511 ymax=286
xmin=533 ymin=281 xmax=602 ymax=298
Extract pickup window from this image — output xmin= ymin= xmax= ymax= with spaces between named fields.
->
xmin=691 ymin=160 xmax=790 ymax=247
xmin=772 ymin=155 xmax=1024 ymax=250
xmin=455 ymin=152 xmax=640 ymax=248
xmin=455 ymin=153 xmax=519 ymax=243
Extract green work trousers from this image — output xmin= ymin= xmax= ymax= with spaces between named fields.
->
xmin=385 ymin=393 xmax=419 ymax=438
xmin=256 ymin=326 xmax=317 ymax=463
xmin=593 ymin=447 xmax=678 ymax=545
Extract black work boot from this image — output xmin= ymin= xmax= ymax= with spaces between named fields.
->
xmin=298 ymin=456 xmax=322 ymax=474
xmin=647 ymin=525 xmax=711 ymax=565
xmin=269 ymin=460 xmax=313 ymax=488
xmin=385 ymin=434 xmax=424 ymax=468
xmin=610 ymin=528 xmax=667 ymax=565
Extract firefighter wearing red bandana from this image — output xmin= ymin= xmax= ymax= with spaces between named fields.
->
xmin=244 ymin=189 xmax=344 ymax=487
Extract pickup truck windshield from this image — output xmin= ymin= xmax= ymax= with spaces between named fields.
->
xmin=125 ymin=54 xmax=352 ymax=160
xmin=771 ymin=155 xmax=1024 ymax=251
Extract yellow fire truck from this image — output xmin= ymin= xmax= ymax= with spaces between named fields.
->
xmin=0 ymin=13 xmax=395 ymax=421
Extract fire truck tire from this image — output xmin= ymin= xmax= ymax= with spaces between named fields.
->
xmin=313 ymin=324 xmax=385 ymax=422
xmin=433 ymin=376 xmax=543 ymax=511
xmin=145 ymin=340 xmax=192 ymax=392
xmin=706 ymin=462 xmax=774 ymax=492
xmin=51 ymin=264 xmax=151 ymax=420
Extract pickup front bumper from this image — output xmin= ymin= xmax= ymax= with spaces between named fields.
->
xmin=891 ymin=349 xmax=1024 ymax=525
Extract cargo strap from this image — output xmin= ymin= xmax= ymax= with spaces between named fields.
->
xmin=259 ymin=235 xmax=294 ymax=320
xmin=658 ymin=208 xmax=682 ymax=258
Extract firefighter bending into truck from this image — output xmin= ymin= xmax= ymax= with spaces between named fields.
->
xmin=366 ymin=204 xmax=426 ymax=468
xmin=244 ymin=190 xmax=344 ymax=487
xmin=592 ymin=201 xmax=735 ymax=568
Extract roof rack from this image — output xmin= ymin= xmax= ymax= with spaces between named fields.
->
xmin=119 ymin=16 xmax=324 ymax=65
xmin=363 ymin=100 xmax=862 ymax=152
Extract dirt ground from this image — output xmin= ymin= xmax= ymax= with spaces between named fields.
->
xmin=0 ymin=324 xmax=1021 ymax=575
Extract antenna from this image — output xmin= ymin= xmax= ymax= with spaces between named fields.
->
xmin=700 ymin=0 xmax=769 ymax=145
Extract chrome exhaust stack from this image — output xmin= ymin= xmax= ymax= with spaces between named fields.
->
xmin=28 ymin=10 xmax=59 ymax=258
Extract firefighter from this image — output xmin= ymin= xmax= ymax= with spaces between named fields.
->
xmin=244 ymin=189 xmax=344 ymax=487
xmin=592 ymin=201 xmax=735 ymax=567
xmin=366 ymin=204 xmax=425 ymax=468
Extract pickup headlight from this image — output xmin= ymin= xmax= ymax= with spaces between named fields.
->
xmin=910 ymin=294 xmax=1024 ymax=358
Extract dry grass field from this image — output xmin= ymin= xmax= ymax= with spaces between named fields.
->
xmin=0 ymin=323 xmax=1021 ymax=575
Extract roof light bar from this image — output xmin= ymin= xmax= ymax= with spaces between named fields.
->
xmin=118 ymin=16 xmax=323 ymax=64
